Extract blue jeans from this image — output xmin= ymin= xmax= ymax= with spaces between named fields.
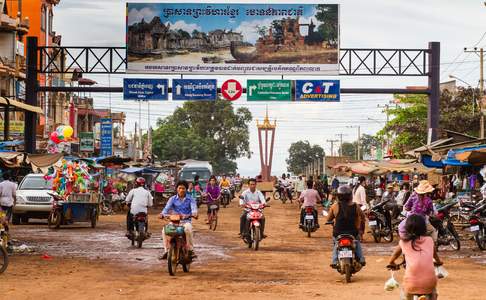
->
xmin=331 ymin=237 xmax=365 ymax=265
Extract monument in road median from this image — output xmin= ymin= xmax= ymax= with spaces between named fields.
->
xmin=126 ymin=3 xmax=339 ymax=75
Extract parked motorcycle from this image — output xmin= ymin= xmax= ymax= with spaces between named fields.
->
xmin=273 ymin=184 xmax=287 ymax=202
xmin=221 ymin=187 xmax=231 ymax=208
xmin=47 ymin=192 xmax=64 ymax=229
xmin=164 ymin=215 xmax=194 ymax=276
xmin=301 ymin=206 xmax=318 ymax=237
xmin=242 ymin=198 xmax=270 ymax=251
xmin=468 ymin=201 xmax=486 ymax=250
xmin=431 ymin=201 xmax=461 ymax=251
xmin=128 ymin=212 xmax=150 ymax=248
xmin=368 ymin=199 xmax=394 ymax=243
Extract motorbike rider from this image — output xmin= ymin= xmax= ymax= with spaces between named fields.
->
xmin=125 ymin=177 xmax=153 ymax=237
xmin=279 ymin=173 xmax=292 ymax=199
xmin=160 ymin=180 xmax=198 ymax=259
xmin=239 ymin=178 xmax=267 ymax=239
xmin=327 ymin=185 xmax=366 ymax=268
xmin=205 ymin=175 xmax=221 ymax=223
xmin=299 ymin=179 xmax=321 ymax=228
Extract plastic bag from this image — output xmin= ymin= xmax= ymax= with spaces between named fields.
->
xmin=384 ymin=271 xmax=400 ymax=291
xmin=435 ymin=265 xmax=448 ymax=279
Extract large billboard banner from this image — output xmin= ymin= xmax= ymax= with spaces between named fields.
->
xmin=126 ymin=3 xmax=339 ymax=75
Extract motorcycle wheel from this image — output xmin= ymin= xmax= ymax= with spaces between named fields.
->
xmin=384 ymin=227 xmax=394 ymax=243
xmin=450 ymin=214 xmax=468 ymax=227
xmin=167 ymin=246 xmax=178 ymax=276
xmin=0 ymin=246 xmax=8 ymax=274
xmin=253 ymin=227 xmax=260 ymax=251
xmin=273 ymin=191 xmax=280 ymax=200
xmin=182 ymin=263 xmax=190 ymax=273
xmin=474 ymin=227 xmax=486 ymax=250
xmin=48 ymin=211 xmax=61 ymax=229
xmin=344 ymin=262 xmax=352 ymax=283
xmin=372 ymin=224 xmax=382 ymax=243
xmin=222 ymin=196 xmax=228 ymax=208
xmin=306 ymin=222 xmax=312 ymax=238
xmin=446 ymin=226 xmax=461 ymax=251
xmin=137 ymin=223 xmax=146 ymax=248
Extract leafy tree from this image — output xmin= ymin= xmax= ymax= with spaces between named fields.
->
xmin=153 ymin=100 xmax=252 ymax=174
xmin=339 ymin=142 xmax=356 ymax=159
xmin=286 ymin=141 xmax=325 ymax=174
xmin=360 ymin=134 xmax=383 ymax=159
xmin=256 ymin=25 xmax=268 ymax=38
xmin=315 ymin=4 xmax=338 ymax=46
xmin=177 ymin=29 xmax=191 ymax=39
xmin=271 ymin=20 xmax=284 ymax=44
xmin=379 ymin=87 xmax=480 ymax=157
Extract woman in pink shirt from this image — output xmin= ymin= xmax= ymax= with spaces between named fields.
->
xmin=299 ymin=180 xmax=321 ymax=228
xmin=388 ymin=214 xmax=443 ymax=300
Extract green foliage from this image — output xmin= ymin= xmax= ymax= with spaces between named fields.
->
xmin=378 ymin=87 xmax=480 ymax=157
xmin=315 ymin=4 xmax=338 ymax=45
xmin=339 ymin=142 xmax=356 ymax=159
xmin=286 ymin=141 xmax=325 ymax=174
xmin=152 ymin=100 xmax=252 ymax=174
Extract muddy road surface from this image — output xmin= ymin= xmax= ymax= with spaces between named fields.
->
xmin=3 ymin=198 xmax=486 ymax=300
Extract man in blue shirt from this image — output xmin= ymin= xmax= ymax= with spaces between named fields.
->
xmin=161 ymin=180 xmax=198 ymax=259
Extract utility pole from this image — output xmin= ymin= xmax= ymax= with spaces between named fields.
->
xmin=465 ymin=47 xmax=484 ymax=138
xmin=378 ymin=104 xmax=391 ymax=154
xmin=326 ymin=139 xmax=339 ymax=156
xmin=347 ymin=125 xmax=361 ymax=160
xmin=335 ymin=133 xmax=347 ymax=157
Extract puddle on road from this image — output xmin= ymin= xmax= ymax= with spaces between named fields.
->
xmin=11 ymin=226 xmax=230 ymax=268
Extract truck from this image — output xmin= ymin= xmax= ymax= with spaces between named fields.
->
xmin=178 ymin=160 xmax=213 ymax=190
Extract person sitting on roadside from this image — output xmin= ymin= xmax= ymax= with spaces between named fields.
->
xmin=299 ymin=179 xmax=321 ymax=228
xmin=327 ymin=185 xmax=366 ymax=268
xmin=160 ymin=180 xmax=198 ymax=259
xmin=125 ymin=177 xmax=153 ymax=237
xmin=388 ymin=214 xmax=443 ymax=300
xmin=239 ymin=178 xmax=267 ymax=239
xmin=205 ymin=175 xmax=221 ymax=224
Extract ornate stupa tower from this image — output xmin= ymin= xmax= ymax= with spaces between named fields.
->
xmin=256 ymin=107 xmax=276 ymax=182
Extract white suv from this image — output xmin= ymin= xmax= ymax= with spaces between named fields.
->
xmin=13 ymin=174 xmax=53 ymax=224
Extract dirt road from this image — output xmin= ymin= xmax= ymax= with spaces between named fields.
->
xmin=3 ymin=198 xmax=486 ymax=300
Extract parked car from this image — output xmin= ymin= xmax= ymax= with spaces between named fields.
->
xmin=13 ymin=174 xmax=53 ymax=224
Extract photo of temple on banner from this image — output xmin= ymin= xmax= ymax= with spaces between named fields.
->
xmin=126 ymin=3 xmax=339 ymax=74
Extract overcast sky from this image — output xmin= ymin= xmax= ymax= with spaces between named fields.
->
xmin=53 ymin=0 xmax=486 ymax=176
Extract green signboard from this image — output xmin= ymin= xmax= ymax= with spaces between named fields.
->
xmin=80 ymin=132 xmax=94 ymax=152
xmin=247 ymin=80 xmax=292 ymax=101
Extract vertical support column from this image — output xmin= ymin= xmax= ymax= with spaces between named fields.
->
xmin=268 ymin=128 xmax=275 ymax=180
xmin=25 ymin=37 xmax=38 ymax=154
xmin=3 ymin=106 xmax=9 ymax=141
xmin=427 ymin=42 xmax=440 ymax=143
xmin=257 ymin=128 xmax=264 ymax=178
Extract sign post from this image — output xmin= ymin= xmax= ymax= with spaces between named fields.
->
xmin=123 ymin=78 xmax=168 ymax=101
xmin=100 ymin=118 xmax=113 ymax=157
xmin=221 ymin=79 xmax=242 ymax=101
xmin=172 ymin=79 xmax=217 ymax=101
xmin=247 ymin=80 xmax=292 ymax=101
xmin=79 ymin=132 xmax=94 ymax=152
xmin=295 ymin=80 xmax=341 ymax=102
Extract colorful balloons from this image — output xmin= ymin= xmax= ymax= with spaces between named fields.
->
xmin=63 ymin=126 xmax=74 ymax=138
xmin=50 ymin=131 xmax=61 ymax=144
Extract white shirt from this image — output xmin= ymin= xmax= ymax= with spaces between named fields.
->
xmin=126 ymin=187 xmax=153 ymax=215
xmin=353 ymin=185 xmax=367 ymax=208
xmin=240 ymin=189 xmax=266 ymax=206
xmin=0 ymin=180 xmax=17 ymax=207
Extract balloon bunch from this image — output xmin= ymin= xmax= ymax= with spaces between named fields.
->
xmin=50 ymin=125 xmax=74 ymax=144
xmin=45 ymin=160 xmax=93 ymax=198
xmin=48 ymin=125 xmax=74 ymax=154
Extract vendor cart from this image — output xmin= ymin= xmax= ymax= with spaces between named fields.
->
xmin=47 ymin=192 xmax=100 ymax=229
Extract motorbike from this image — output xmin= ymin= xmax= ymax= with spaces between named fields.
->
xmin=234 ymin=180 xmax=243 ymax=193
xmin=468 ymin=201 xmax=486 ymax=250
xmin=242 ymin=197 xmax=270 ymax=251
xmin=0 ymin=210 xmax=9 ymax=274
xmin=221 ymin=187 xmax=231 ymax=208
xmin=301 ymin=206 xmax=318 ymax=237
xmin=128 ymin=212 xmax=150 ymax=248
xmin=368 ymin=199 xmax=394 ymax=243
xmin=47 ymin=192 xmax=65 ymax=229
xmin=164 ymin=215 xmax=194 ymax=276
xmin=431 ymin=201 xmax=461 ymax=251
xmin=195 ymin=191 xmax=203 ymax=208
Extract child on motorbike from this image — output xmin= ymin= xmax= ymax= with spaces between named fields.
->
xmin=388 ymin=214 xmax=443 ymax=300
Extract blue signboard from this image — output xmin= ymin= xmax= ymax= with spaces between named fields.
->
xmin=295 ymin=80 xmax=340 ymax=102
xmin=172 ymin=79 xmax=217 ymax=101
xmin=123 ymin=78 xmax=168 ymax=100
xmin=100 ymin=118 xmax=113 ymax=157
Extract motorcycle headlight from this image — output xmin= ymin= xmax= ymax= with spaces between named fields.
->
xmin=16 ymin=195 xmax=27 ymax=204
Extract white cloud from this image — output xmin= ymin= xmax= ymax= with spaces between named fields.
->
xmin=235 ymin=18 xmax=276 ymax=44
xmin=128 ymin=7 xmax=158 ymax=25
xmin=167 ymin=20 xmax=202 ymax=33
